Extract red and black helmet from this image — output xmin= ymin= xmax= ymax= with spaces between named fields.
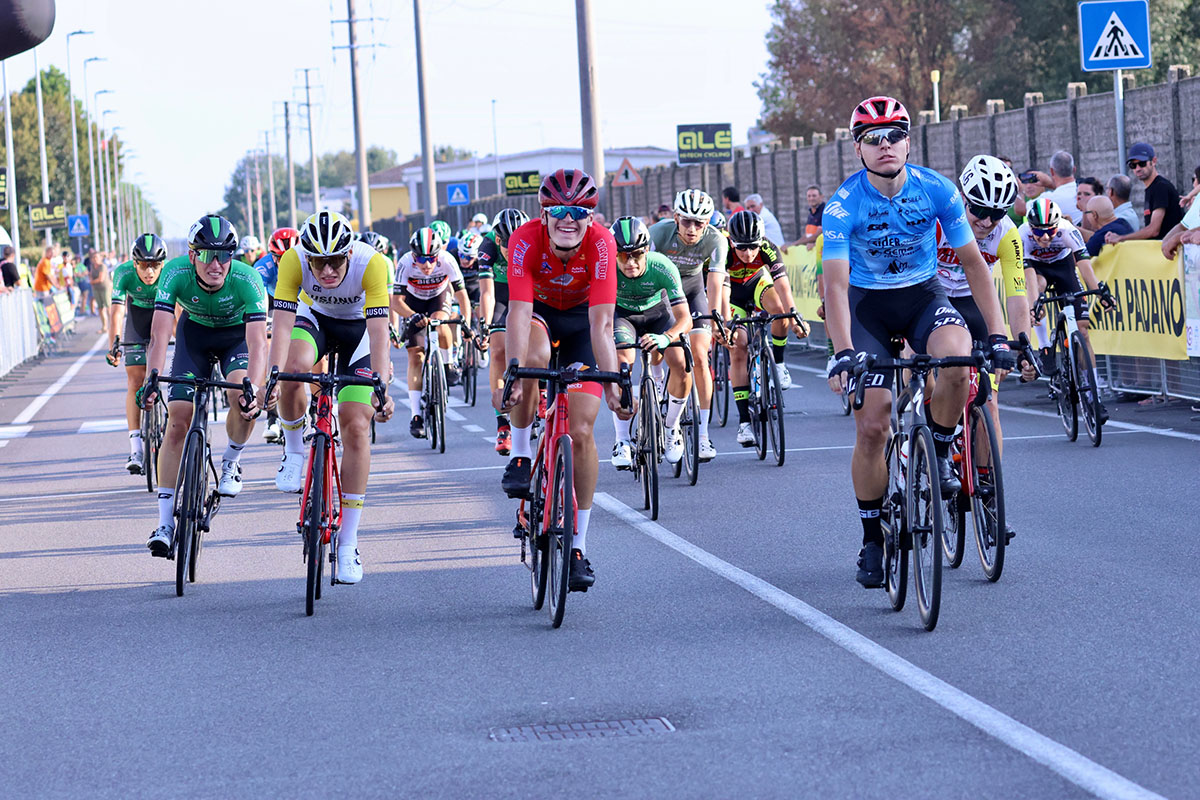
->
xmin=850 ymin=96 xmax=910 ymax=141
xmin=268 ymin=226 xmax=301 ymax=257
xmin=539 ymin=168 xmax=598 ymax=209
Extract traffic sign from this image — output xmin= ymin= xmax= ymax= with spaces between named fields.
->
xmin=446 ymin=182 xmax=470 ymax=207
xmin=28 ymin=202 xmax=66 ymax=230
xmin=1079 ymin=0 xmax=1151 ymax=72
xmin=610 ymin=158 xmax=643 ymax=188
xmin=67 ymin=214 xmax=90 ymax=238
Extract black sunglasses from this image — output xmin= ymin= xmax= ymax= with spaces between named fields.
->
xmin=1127 ymin=159 xmax=1149 ymax=168
xmin=967 ymin=202 xmax=1007 ymax=222
xmin=733 ymin=242 xmax=761 ymax=251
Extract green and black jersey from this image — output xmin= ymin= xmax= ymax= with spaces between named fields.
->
xmin=154 ymin=256 xmax=268 ymax=327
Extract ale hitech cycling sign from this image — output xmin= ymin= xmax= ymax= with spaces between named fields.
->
xmin=677 ymin=124 xmax=733 ymax=164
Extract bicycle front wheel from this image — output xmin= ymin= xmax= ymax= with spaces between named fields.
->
xmin=174 ymin=431 xmax=204 ymax=597
xmin=753 ymin=355 xmax=768 ymax=461
xmin=714 ymin=347 xmax=730 ymax=427
xmin=1072 ymin=331 xmax=1102 ymax=447
xmin=907 ymin=426 xmax=943 ymax=631
xmin=969 ymin=405 xmax=1006 ymax=582
xmin=305 ymin=435 xmax=327 ymax=617
xmin=765 ymin=353 xmax=785 ymax=466
xmin=1054 ymin=347 xmax=1078 ymax=441
xmin=528 ymin=455 xmax=549 ymax=610
xmin=683 ymin=382 xmax=700 ymax=485
xmin=547 ymin=438 xmax=575 ymax=629
xmin=883 ymin=432 xmax=908 ymax=612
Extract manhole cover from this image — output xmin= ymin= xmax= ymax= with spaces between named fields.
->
xmin=489 ymin=717 xmax=675 ymax=742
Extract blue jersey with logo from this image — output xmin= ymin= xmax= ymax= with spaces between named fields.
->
xmin=821 ymin=164 xmax=973 ymax=290
xmin=253 ymin=253 xmax=278 ymax=295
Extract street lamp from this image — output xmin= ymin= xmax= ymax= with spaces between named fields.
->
xmin=65 ymin=30 xmax=93 ymax=251
xmin=95 ymin=89 xmax=115 ymax=251
xmin=101 ymin=106 xmax=118 ymax=250
xmin=110 ymin=125 xmax=128 ymax=249
xmin=83 ymin=57 xmax=106 ymax=250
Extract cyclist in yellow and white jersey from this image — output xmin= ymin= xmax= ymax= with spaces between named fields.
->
xmin=269 ymin=211 xmax=395 ymax=585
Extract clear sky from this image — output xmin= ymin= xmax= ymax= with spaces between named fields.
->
xmin=5 ymin=0 xmax=773 ymax=236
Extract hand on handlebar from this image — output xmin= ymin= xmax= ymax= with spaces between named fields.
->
xmin=790 ymin=314 xmax=810 ymax=339
xmin=1097 ymin=281 xmax=1117 ymax=311
xmin=606 ymin=383 xmax=636 ymax=420
xmin=640 ymin=332 xmax=670 ymax=352
xmin=826 ymin=348 xmax=855 ymax=394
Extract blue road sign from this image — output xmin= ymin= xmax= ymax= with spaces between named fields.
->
xmin=446 ymin=183 xmax=470 ymax=207
xmin=1079 ymin=0 xmax=1151 ymax=72
xmin=67 ymin=214 xmax=90 ymax=238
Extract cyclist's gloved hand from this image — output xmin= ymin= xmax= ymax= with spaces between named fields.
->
xmin=134 ymin=385 xmax=146 ymax=407
xmin=988 ymin=334 xmax=1017 ymax=372
xmin=827 ymin=348 xmax=855 ymax=380
xmin=1098 ymin=281 xmax=1117 ymax=310
xmin=105 ymin=350 xmax=119 ymax=367
xmin=643 ymin=333 xmax=670 ymax=351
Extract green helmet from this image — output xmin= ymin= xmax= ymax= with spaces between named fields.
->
xmin=430 ymin=220 xmax=452 ymax=243
xmin=610 ymin=216 xmax=650 ymax=253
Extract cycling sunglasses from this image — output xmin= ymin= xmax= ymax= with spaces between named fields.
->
xmin=546 ymin=205 xmax=592 ymax=221
xmin=193 ymin=248 xmax=233 ymax=265
xmin=413 ymin=253 xmax=438 ymax=264
xmin=1030 ymin=225 xmax=1058 ymax=238
xmin=857 ymin=127 xmax=908 ymax=146
xmin=967 ymin=202 xmax=1007 ymax=222
xmin=732 ymin=242 xmax=762 ymax=251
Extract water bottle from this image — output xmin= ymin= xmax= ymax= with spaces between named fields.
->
xmin=897 ymin=436 xmax=910 ymax=493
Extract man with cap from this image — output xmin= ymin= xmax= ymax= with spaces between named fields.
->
xmin=1106 ymin=143 xmax=1183 ymax=243
xmin=467 ymin=213 xmax=490 ymax=236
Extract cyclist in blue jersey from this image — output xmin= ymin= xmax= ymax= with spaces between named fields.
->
xmin=822 ymin=96 xmax=1015 ymax=589
xmin=256 ymin=227 xmax=301 ymax=442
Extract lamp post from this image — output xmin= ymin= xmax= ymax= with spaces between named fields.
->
xmin=101 ymin=108 xmax=118 ymax=251
xmin=2 ymin=61 xmax=20 ymax=260
xmin=83 ymin=58 xmax=105 ymax=251
xmin=110 ymin=127 xmax=128 ymax=250
xmin=94 ymin=90 xmax=115 ymax=251
xmin=32 ymin=49 xmax=52 ymax=245
xmin=65 ymin=30 xmax=93 ymax=253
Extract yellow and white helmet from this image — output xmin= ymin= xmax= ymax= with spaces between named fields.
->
xmin=298 ymin=210 xmax=355 ymax=257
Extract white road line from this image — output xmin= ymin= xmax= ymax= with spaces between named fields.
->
xmin=786 ymin=360 xmax=1200 ymax=443
xmin=594 ymin=492 xmax=1166 ymax=800
xmin=0 ymin=424 xmax=33 ymax=439
xmin=10 ymin=335 xmax=108 ymax=425
xmin=446 ymin=407 xmax=466 ymax=421
xmin=77 ymin=419 xmax=128 ymax=434
xmin=463 ymin=424 xmax=485 ymax=433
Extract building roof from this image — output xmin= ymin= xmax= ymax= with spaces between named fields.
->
xmin=369 ymin=156 xmax=422 ymax=186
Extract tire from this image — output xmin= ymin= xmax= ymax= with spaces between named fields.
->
xmin=942 ymin=430 xmax=967 ymax=569
xmin=304 ymin=435 xmax=326 ymax=616
xmin=883 ymin=431 xmax=908 ymax=612
xmin=174 ymin=431 xmax=203 ymax=597
xmin=908 ymin=426 xmax=943 ymax=631
xmin=464 ymin=339 xmax=479 ymax=406
xmin=1072 ymin=331 xmax=1102 ymax=447
xmin=753 ymin=354 xmax=768 ymax=462
xmin=969 ymin=405 xmax=1006 ymax=582
xmin=683 ymin=382 xmax=700 ymax=486
xmin=765 ymin=353 xmax=786 ymax=466
xmin=528 ymin=456 xmax=549 ymax=610
xmin=1054 ymin=346 xmax=1078 ymax=442
xmin=640 ymin=375 xmax=660 ymax=520
xmin=424 ymin=351 xmax=440 ymax=451
xmin=713 ymin=346 xmax=730 ymax=427
xmin=547 ymin=438 xmax=575 ymax=629
xmin=143 ymin=400 xmax=162 ymax=493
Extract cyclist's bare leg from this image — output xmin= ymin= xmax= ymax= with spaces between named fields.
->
xmin=279 ymin=338 xmax=318 ymax=424
xmin=569 ymin=391 xmax=602 ymax=509
xmin=222 ymin=368 xmax=255 ymax=442
xmin=488 ymin=331 xmax=507 ymax=393
xmin=156 ymin=400 xmax=194 ymax=489
xmin=729 ymin=326 xmax=749 ymax=386
xmin=125 ymin=364 xmax=146 ymax=431
xmin=690 ymin=328 xmax=712 ymax=410
xmin=925 ymin=324 xmax=972 ymax=430
xmin=851 ymin=387 xmax=892 ymax=500
xmin=664 ymin=346 xmax=688 ymax=399
xmin=338 ymin=401 xmax=374 ymax=494
xmin=406 ymin=339 xmax=425 ymax=392
xmin=510 ymin=323 xmax=551 ymax=430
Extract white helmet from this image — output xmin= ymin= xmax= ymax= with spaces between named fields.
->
xmin=241 ymin=235 xmax=261 ymax=251
xmin=673 ymin=188 xmax=715 ymax=221
xmin=959 ymin=155 xmax=1018 ymax=211
xmin=471 ymin=213 xmax=488 ymax=224
xmin=298 ymin=211 xmax=355 ymax=257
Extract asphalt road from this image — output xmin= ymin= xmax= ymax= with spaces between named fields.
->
xmin=2 ymin=316 xmax=1197 ymax=799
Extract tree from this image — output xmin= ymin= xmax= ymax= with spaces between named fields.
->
xmin=429 ymin=144 xmax=473 ymax=164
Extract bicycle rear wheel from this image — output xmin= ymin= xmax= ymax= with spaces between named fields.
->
xmin=1072 ymin=331 xmax=1102 ymax=447
xmin=883 ymin=431 xmax=908 ymax=612
xmin=969 ymin=405 xmax=1006 ymax=582
xmin=908 ymin=426 xmax=943 ymax=631
xmin=547 ymin=438 xmax=575 ymax=629
xmin=465 ymin=339 xmax=479 ymax=406
xmin=942 ymin=431 xmax=967 ymax=569
xmin=527 ymin=454 xmax=549 ymax=610
xmin=682 ymin=382 xmax=700 ymax=485
xmin=753 ymin=355 xmax=768 ymax=461
xmin=174 ymin=431 xmax=204 ymax=597
xmin=714 ymin=347 xmax=730 ymax=427
xmin=143 ymin=400 xmax=163 ymax=493
xmin=305 ymin=435 xmax=327 ymax=616
xmin=765 ymin=353 xmax=786 ymax=466
xmin=1053 ymin=347 xmax=1078 ymax=441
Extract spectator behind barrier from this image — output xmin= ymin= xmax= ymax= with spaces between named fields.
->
xmin=1181 ymin=164 xmax=1200 ymax=211
xmin=1030 ymin=150 xmax=1082 ymax=225
xmin=1106 ymin=143 xmax=1183 ymax=245
xmin=1160 ymin=167 xmax=1200 ymax=258
xmin=1083 ymin=196 xmax=1131 ymax=258
xmin=1076 ymin=177 xmax=1104 ymax=237
xmin=1106 ymin=174 xmax=1141 ymax=232
xmin=32 ymin=246 xmax=58 ymax=298
xmin=743 ymin=193 xmax=784 ymax=246
xmin=721 ymin=186 xmax=744 ymax=215
xmin=784 ymin=185 xmax=825 ymax=253
xmin=0 ymin=245 xmax=18 ymax=293
xmin=654 ymin=204 xmax=672 ymax=221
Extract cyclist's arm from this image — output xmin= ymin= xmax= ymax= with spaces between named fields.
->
xmin=996 ymin=227 xmax=1030 ymax=339
xmin=109 ymin=297 xmax=126 ymax=354
xmin=454 ymin=284 xmax=472 ymax=326
xmin=665 ymin=297 xmax=691 ymax=340
xmin=958 ymin=240 xmax=1007 ymax=337
xmin=246 ymin=319 xmax=269 ymax=391
xmin=588 ymin=228 xmax=620 ymax=378
xmin=823 ymin=258 xmax=853 ymax=352
xmin=1075 ymin=255 xmax=1102 ymax=293
xmin=504 ymin=232 xmax=534 ymax=366
xmin=361 ymin=254 xmax=392 ymax=380
xmin=478 ymin=275 xmax=495 ymax=327
xmin=365 ymin=315 xmax=390 ymax=390
xmin=269 ymin=249 xmax=303 ymax=368
xmin=148 ymin=274 xmax=180 ymax=377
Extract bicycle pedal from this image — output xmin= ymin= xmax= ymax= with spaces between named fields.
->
xmin=512 ymin=524 xmax=526 ymax=539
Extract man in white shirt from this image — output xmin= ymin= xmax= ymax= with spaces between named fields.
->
xmin=743 ymin=193 xmax=784 ymax=245
xmin=1031 ymin=151 xmax=1083 ymax=225
xmin=1106 ymin=174 xmax=1141 ymax=232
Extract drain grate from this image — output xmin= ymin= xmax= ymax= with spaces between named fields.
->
xmin=489 ymin=717 xmax=675 ymax=742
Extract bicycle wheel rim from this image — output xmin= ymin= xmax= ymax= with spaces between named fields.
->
xmin=942 ymin=433 xmax=966 ymax=568
xmin=1072 ymin=332 xmax=1102 ymax=447
xmin=883 ymin=434 xmax=908 ymax=611
xmin=970 ymin=407 xmax=1006 ymax=582
xmin=1054 ymin=350 xmax=1078 ymax=441
xmin=685 ymin=386 xmax=699 ymax=485
xmin=174 ymin=432 xmax=203 ymax=597
xmin=908 ymin=427 xmax=942 ymax=631
xmin=547 ymin=440 xmax=574 ymax=628
xmin=305 ymin=436 xmax=326 ymax=616
xmin=529 ymin=457 xmax=549 ymax=610
xmin=767 ymin=357 xmax=785 ymax=466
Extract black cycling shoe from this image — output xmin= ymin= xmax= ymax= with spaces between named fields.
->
xmin=856 ymin=542 xmax=885 ymax=588
xmin=568 ymin=549 xmax=595 ymax=591
xmin=409 ymin=414 xmax=426 ymax=439
xmin=1098 ymin=403 xmax=1110 ymax=424
xmin=1038 ymin=347 xmax=1058 ymax=377
xmin=936 ymin=455 xmax=961 ymax=497
xmin=445 ymin=364 xmax=461 ymax=387
xmin=1004 ymin=523 xmax=1017 ymax=544
xmin=501 ymin=457 xmax=532 ymax=498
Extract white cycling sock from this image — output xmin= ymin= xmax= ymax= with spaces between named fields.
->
xmin=408 ymin=390 xmax=422 ymax=414
xmin=281 ymin=416 xmax=306 ymax=454
xmin=612 ymin=411 xmax=632 ymax=442
xmin=511 ymin=423 xmax=533 ymax=459
xmin=699 ymin=414 xmax=710 ymax=440
xmin=440 ymin=347 xmax=452 ymax=363
xmin=129 ymin=430 xmax=142 ymax=456
xmin=575 ymin=507 xmax=591 ymax=554
xmin=664 ymin=393 xmax=686 ymax=429
xmin=157 ymin=489 xmax=175 ymax=528
xmin=649 ymin=362 xmax=665 ymax=384
xmin=340 ymin=493 xmax=365 ymax=551
xmin=222 ymin=436 xmax=246 ymax=465
xmin=1033 ymin=320 xmax=1050 ymax=348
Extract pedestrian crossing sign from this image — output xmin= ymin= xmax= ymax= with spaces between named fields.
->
xmin=446 ymin=183 xmax=470 ymax=206
xmin=67 ymin=214 xmax=90 ymax=238
xmin=1079 ymin=0 xmax=1151 ymax=71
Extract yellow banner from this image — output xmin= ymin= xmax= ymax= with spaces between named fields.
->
xmin=780 ymin=243 xmax=823 ymax=320
xmin=1087 ymin=241 xmax=1187 ymax=360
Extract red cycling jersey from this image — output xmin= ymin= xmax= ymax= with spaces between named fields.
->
xmin=506 ymin=220 xmax=617 ymax=311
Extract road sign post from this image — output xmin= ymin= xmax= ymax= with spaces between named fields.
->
xmin=1079 ymin=0 xmax=1152 ymax=174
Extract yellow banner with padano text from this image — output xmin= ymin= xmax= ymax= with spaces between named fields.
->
xmin=780 ymin=241 xmax=823 ymax=321
xmin=1087 ymin=241 xmax=1187 ymax=360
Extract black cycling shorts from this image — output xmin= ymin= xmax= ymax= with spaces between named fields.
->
xmin=464 ymin=278 xmax=481 ymax=306
xmin=615 ymin=302 xmax=673 ymax=345
xmin=729 ymin=271 xmax=774 ymax=318
xmin=680 ymin=272 xmax=710 ymax=330
xmin=1029 ymin=254 xmax=1088 ymax=322
xmin=122 ymin=303 xmax=155 ymax=366
xmin=401 ymin=288 xmax=452 ymax=347
xmin=533 ymin=301 xmax=596 ymax=372
xmin=167 ymin=312 xmax=248 ymax=402
xmin=292 ymin=305 xmax=374 ymax=405
xmin=849 ymin=277 xmax=967 ymax=385
xmin=949 ymin=294 xmax=987 ymax=347
xmin=490 ymin=281 xmax=509 ymax=332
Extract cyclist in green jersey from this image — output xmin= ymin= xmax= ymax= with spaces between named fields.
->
xmin=648 ymin=189 xmax=728 ymax=461
xmin=479 ymin=208 xmax=529 ymax=455
xmin=609 ymin=217 xmax=692 ymax=469
xmin=141 ymin=215 xmax=269 ymax=557
xmin=107 ymin=233 xmax=168 ymax=475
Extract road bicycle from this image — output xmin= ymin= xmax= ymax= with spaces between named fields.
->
xmin=616 ymin=343 xmax=665 ymax=520
xmin=1032 ymin=287 xmax=1110 ymax=447
xmin=697 ymin=313 xmax=731 ymax=428
xmin=728 ymin=311 xmax=804 ymax=466
xmin=504 ymin=357 xmax=631 ymax=628
xmin=853 ymin=349 xmax=987 ymax=631
xmin=460 ymin=319 xmax=486 ymax=407
xmin=660 ymin=336 xmax=702 ymax=486
xmin=144 ymin=369 xmax=254 ymax=597
xmin=410 ymin=315 xmax=464 ymax=454
xmin=264 ymin=366 xmax=387 ymax=616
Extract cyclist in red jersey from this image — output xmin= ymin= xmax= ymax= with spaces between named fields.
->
xmin=494 ymin=168 xmax=633 ymax=590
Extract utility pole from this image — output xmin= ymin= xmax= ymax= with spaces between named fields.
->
xmin=284 ymin=101 xmax=298 ymax=227
xmin=65 ymin=30 xmax=93 ymax=255
xmin=2 ymin=62 xmax=20 ymax=260
xmin=298 ymin=68 xmax=321 ymax=214
xmin=335 ymin=0 xmax=374 ymax=232
xmin=97 ymin=108 xmax=114 ymax=250
xmin=243 ymin=159 xmax=253 ymax=238
xmin=110 ymin=128 xmax=127 ymax=250
xmin=94 ymin=91 xmax=113 ymax=251
xmin=83 ymin=58 xmax=104 ymax=252
xmin=253 ymin=148 xmax=265 ymax=244
xmin=575 ymin=0 xmax=605 ymax=206
xmin=491 ymin=99 xmax=502 ymax=195
xmin=413 ymin=0 xmax=437 ymax=221
xmin=33 ymin=49 xmax=53 ymax=246
xmin=264 ymin=131 xmax=278 ymax=232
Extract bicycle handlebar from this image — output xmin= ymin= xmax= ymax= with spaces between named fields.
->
xmin=1012 ymin=331 xmax=1041 ymax=381
xmin=263 ymin=366 xmax=388 ymax=412
xmin=500 ymin=358 xmax=632 ymax=410
xmin=1033 ymin=285 xmax=1111 ymax=315
xmin=146 ymin=368 xmax=256 ymax=409
xmin=851 ymin=351 xmax=987 ymax=411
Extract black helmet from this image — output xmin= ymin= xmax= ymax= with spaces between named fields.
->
xmin=728 ymin=210 xmax=764 ymax=247
xmin=359 ymin=230 xmax=390 ymax=254
xmin=131 ymin=232 xmax=166 ymax=262
xmin=491 ymin=208 xmax=530 ymax=246
xmin=610 ymin=216 xmax=650 ymax=253
xmin=188 ymin=214 xmax=238 ymax=252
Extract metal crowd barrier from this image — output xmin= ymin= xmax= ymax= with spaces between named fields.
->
xmin=0 ymin=288 xmax=42 ymax=379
